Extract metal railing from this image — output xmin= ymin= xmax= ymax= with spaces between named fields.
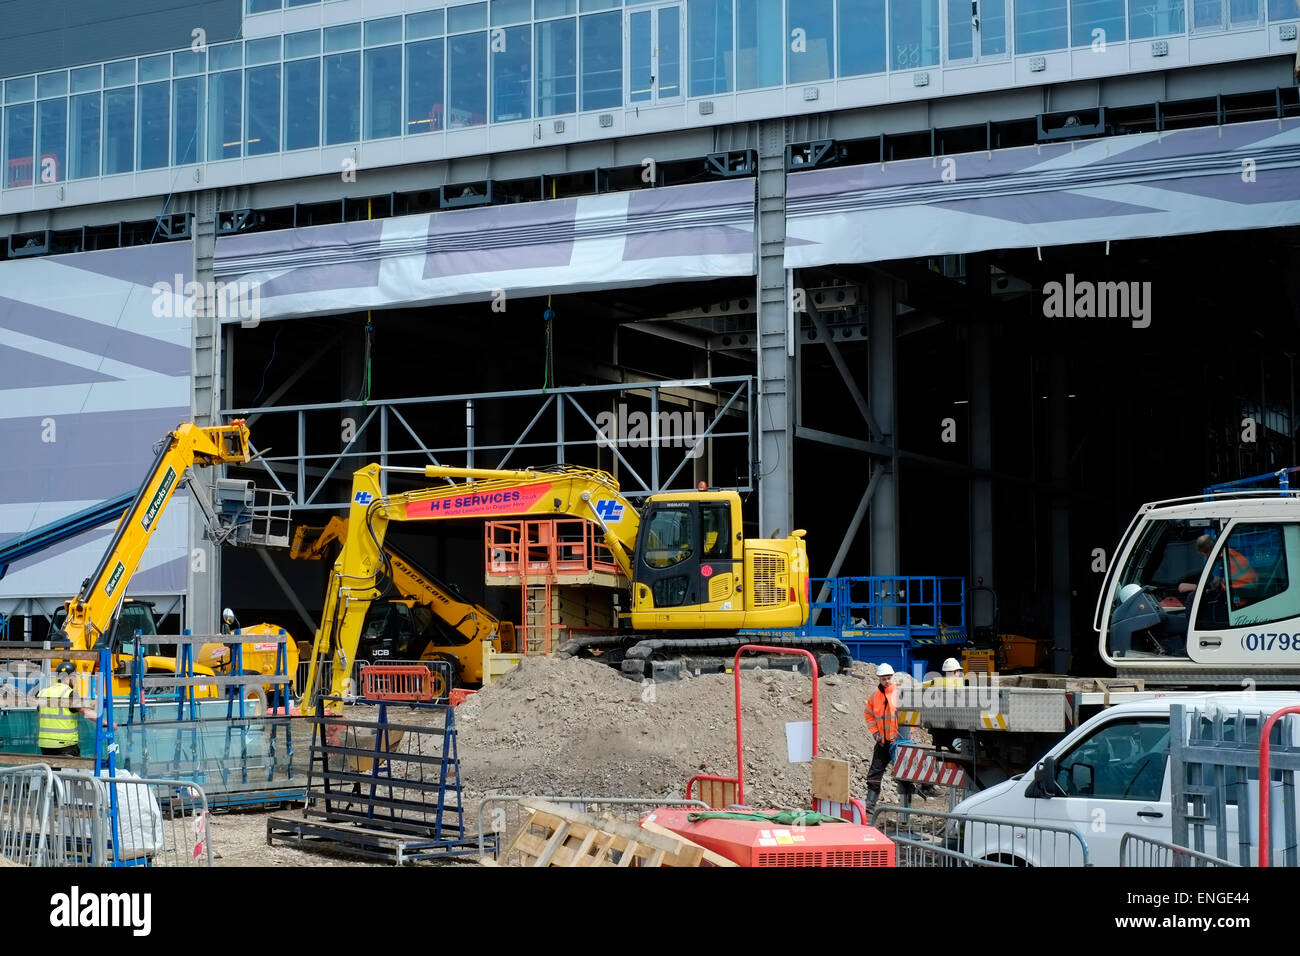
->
xmin=222 ymin=377 xmax=754 ymax=512
xmin=1119 ymin=831 xmax=1238 ymax=868
xmin=871 ymin=805 xmax=1092 ymax=867
xmin=476 ymin=795 xmax=710 ymax=862
xmin=3 ymin=765 xmax=212 ymax=867
xmin=0 ymin=763 xmax=59 ymax=866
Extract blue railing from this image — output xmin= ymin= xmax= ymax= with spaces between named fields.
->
xmin=750 ymin=575 xmax=967 ymax=674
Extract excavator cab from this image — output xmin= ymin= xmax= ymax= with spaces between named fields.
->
xmin=631 ymin=496 xmax=741 ymax=621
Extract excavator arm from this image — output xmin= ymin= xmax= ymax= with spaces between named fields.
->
xmin=303 ymin=463 xmax=638 ymax=711
xmin=57 ymin=421 xmax=251 ymax=662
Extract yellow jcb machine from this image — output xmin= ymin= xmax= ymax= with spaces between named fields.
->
xmin=290 ymin=515 xmax=517 ymax=692
xmin=301 ymin=463 xmax=848 ymax=713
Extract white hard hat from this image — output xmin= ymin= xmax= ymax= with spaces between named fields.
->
xmin=876 ymin=663 xmax=895 ymax=677
xmin=942 ymin=657 xmax=961 ymax=673
xmin=1118 ymin=583 xmax=1143 ymax=604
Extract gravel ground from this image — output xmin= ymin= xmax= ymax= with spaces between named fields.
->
xmin=201 ymin=656 xmax=944 ymax=866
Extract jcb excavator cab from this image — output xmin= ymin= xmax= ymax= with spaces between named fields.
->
xmin=50 ymin=599 xmax=162 ymax=659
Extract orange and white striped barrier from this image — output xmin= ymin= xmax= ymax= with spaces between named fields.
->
xmin=891 ymin=745 xmax=968 ymax=787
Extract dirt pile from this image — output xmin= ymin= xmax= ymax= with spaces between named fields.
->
xmin=456 ymin=656 xmax=931 ymax=808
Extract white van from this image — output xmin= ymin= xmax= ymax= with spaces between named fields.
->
xmin=952 ymin=691 xmax=1300 ymax=866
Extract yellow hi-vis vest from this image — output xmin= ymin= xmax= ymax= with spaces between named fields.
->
xmin=37 ymin=683 xmax=79 ymax=749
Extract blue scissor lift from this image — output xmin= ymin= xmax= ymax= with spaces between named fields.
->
xmin=750 ymin=575 xmax=968 ymax=678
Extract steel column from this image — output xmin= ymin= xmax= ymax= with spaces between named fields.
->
xmin=186 ymin=190 xmax=221 ymax=635
xmin=869 ymin=277 xmax=899 ymax=578
xmin=757 ymin=118 xmax=794 ymax=536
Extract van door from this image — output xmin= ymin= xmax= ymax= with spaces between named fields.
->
xmin=1031 ymin=716 xmax=1172 ymax=866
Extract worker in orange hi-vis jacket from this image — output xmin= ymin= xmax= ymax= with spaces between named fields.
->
xmin=864 ymin=663 xmax=915 ymax=811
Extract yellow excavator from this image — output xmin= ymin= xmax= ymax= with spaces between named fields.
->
xmin=50 ymin=420 xmax=294 ymax=698
xmin=301 ymin=463 xmax=846 ymax=713
xmin=289 ymin=516 xmax=516 ymax=691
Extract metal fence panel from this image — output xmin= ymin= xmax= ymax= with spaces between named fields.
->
xmin=1119 ymin=831 xmax=1238 ymax=867
xmin=0 ymin=764 xmax=57 ymax=866
xmin=54 ymin=771 xmax=212 ymax=867
xmin=871 ymin=804 xmax=1092 ymax=867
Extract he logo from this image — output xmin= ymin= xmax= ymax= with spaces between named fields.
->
xmin=593 ymin=499 xmax=625 ymax=523
xmin=353 ymin=491 xmax=375 ymax=506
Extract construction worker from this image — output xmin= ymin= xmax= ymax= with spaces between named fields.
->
xmin=37 ymin=663 xmax=92 ymax=757
xmin=864 ymin=663 xmax=912 ymax=811
xmin=1179 ymin=534 xmax=1259 ymax=608
xmin=939 ymin=658 xmax=963 ymax=687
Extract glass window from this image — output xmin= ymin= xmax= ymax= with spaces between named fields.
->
xmin=1053 ymin=719 xmax=1169 ymax=801
xmin=324 ymin=51 xmax=361 ymax=144
xmin=1016 ymin=0 xmax=1069 ymax=51
xmin=1230 ymin=0 xmax=1263 ymax=23
xmin=6 ymin=76 xmax=35 ymax=102
xmin=406 ymin=39 xmax=445 ymax=132
xmin=173 ymin=76 xmax=204 ymax=164
xmin=538 ymin=0 xmax=578 ymax=14
xmin=535 ymin=18 xmax=577 ymax=116
xmin=36 ymin=97 xmax=66 ymax=183
xmin=737 ymin=0 xmax=783 ymax=89
xmin=68 ymin=92 xmax=100 ymax=178
xmin=580 ymin=10 xmax=621 ymax=110
xmin=407 ymin=10 xmax=446 ymax=38
xmin=643 ymin=509 xmax=694 ymax=569
xmin=948 ymin=0 xmax=1006 ymax=58
xmin=284 ymin=58 xmax=321 ymax=148
xmin=248 ymin=0 xmax=281 ymax=12
xmin=286 ymin=30 xmax=320 ymax=59
xmin=287 ymin=0 xmax=321 ymax=6
xmin=245 ymin=64 xmax=281 ymax=154
xmin=688 ymin=0 xmax=733 ymax=96
xmin=366 ymin=17 xmax=403 ymax=46
xmin=37 ymin=71 xmax=67 ymax=98
xmin=892 ymin=0 xmax=940 ymax=67
xmin=207 ymin=70 xmax=242 ymax=159
xmin=246 ymin=37 xmax=281 ymax=65
xmin=702 ymin=504 xmax=730 ymax=558
xmin=787 ymin=0 xmax=834 ymax=82
xmin=363 ymin=45 xmax=402 ymax=138
xmin=70 ymin=66 xmax=101 ymax=93
xmin=839 ymin=0 xmax=886 ymax=75
xmin=1072 ymin=0 xmax=1126 ymax=44
xmin=103 ymin=86 xmax=135 ymax=174
xmin=137 ymin=81 xmax=169 ymax=169
xmin=4 ymin=103 xmax=34 ymax=187
xmin=1194 ymin=523 xmax=1300 ymax=630
xmin=1130 ymin=0 xmax=1186 ymax=37
xmin=104 ymin=61 xmax=136 ymax=87
xmin=448 ymin=32 xmax=488 ymax=127
xmin=1270 ymin=0 xmax=1300 ymax=19
xmin=581 ymin=0 xmax=619 ymax=8
xmin=173 ymin=50 xmax=206 ymax=76
xmin=492 ymin=24 xmax=531 ymax=121
xmin=449 ymin=2 xmax=489 ymax=32
xmin=139 ymin=54 xmax=170 ymax=82
xmin=492 ymin=0 xmax=532 ymax=23
xmin=325 ymin=24 xmax=362 ymax=53
xmin=210 ymin=43 xmax=244 ymax=70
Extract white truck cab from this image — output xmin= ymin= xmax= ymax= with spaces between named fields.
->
xmin=953 ymin=691 xmax=1300 ymax=865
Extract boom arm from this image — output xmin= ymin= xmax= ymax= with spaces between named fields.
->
xmin=57 ymin=422 xmax=251 ymax=656
xmin=303 ymin=463 xmax=638 ymax=711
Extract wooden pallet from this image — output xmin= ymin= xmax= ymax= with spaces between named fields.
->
xmin=490 ymin=800 xmax=735 ymax=867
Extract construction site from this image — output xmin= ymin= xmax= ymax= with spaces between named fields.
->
xmin=1 ymin=0 xmax=1300 ymax=884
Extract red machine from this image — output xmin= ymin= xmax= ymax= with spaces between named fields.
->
xmin=643 ymin=808 xmax=895 ymax=867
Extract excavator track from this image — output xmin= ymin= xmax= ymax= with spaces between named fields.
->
xmin=557 ymin=633 xmax=854 ymax=681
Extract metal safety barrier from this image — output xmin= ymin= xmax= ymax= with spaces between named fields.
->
xmin=360 ymin=664 xmax=435 ymax=702
xmin=362 ymin=659 xmax=454 ymax=702
xmin=51 ymin=771 xmax=212 ymax=867
xmin=2 ymin=766 xmax=212 ymax=867
xmin=871 ymin=804 xmax=1092 ymax=867
xmin=0 ymin=763 xmax=59 ymax=866
xmin=1119 ymin=831 xmax=1238 ymax=868
xmin=476 ymin=795 xmax=710 ymax=862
